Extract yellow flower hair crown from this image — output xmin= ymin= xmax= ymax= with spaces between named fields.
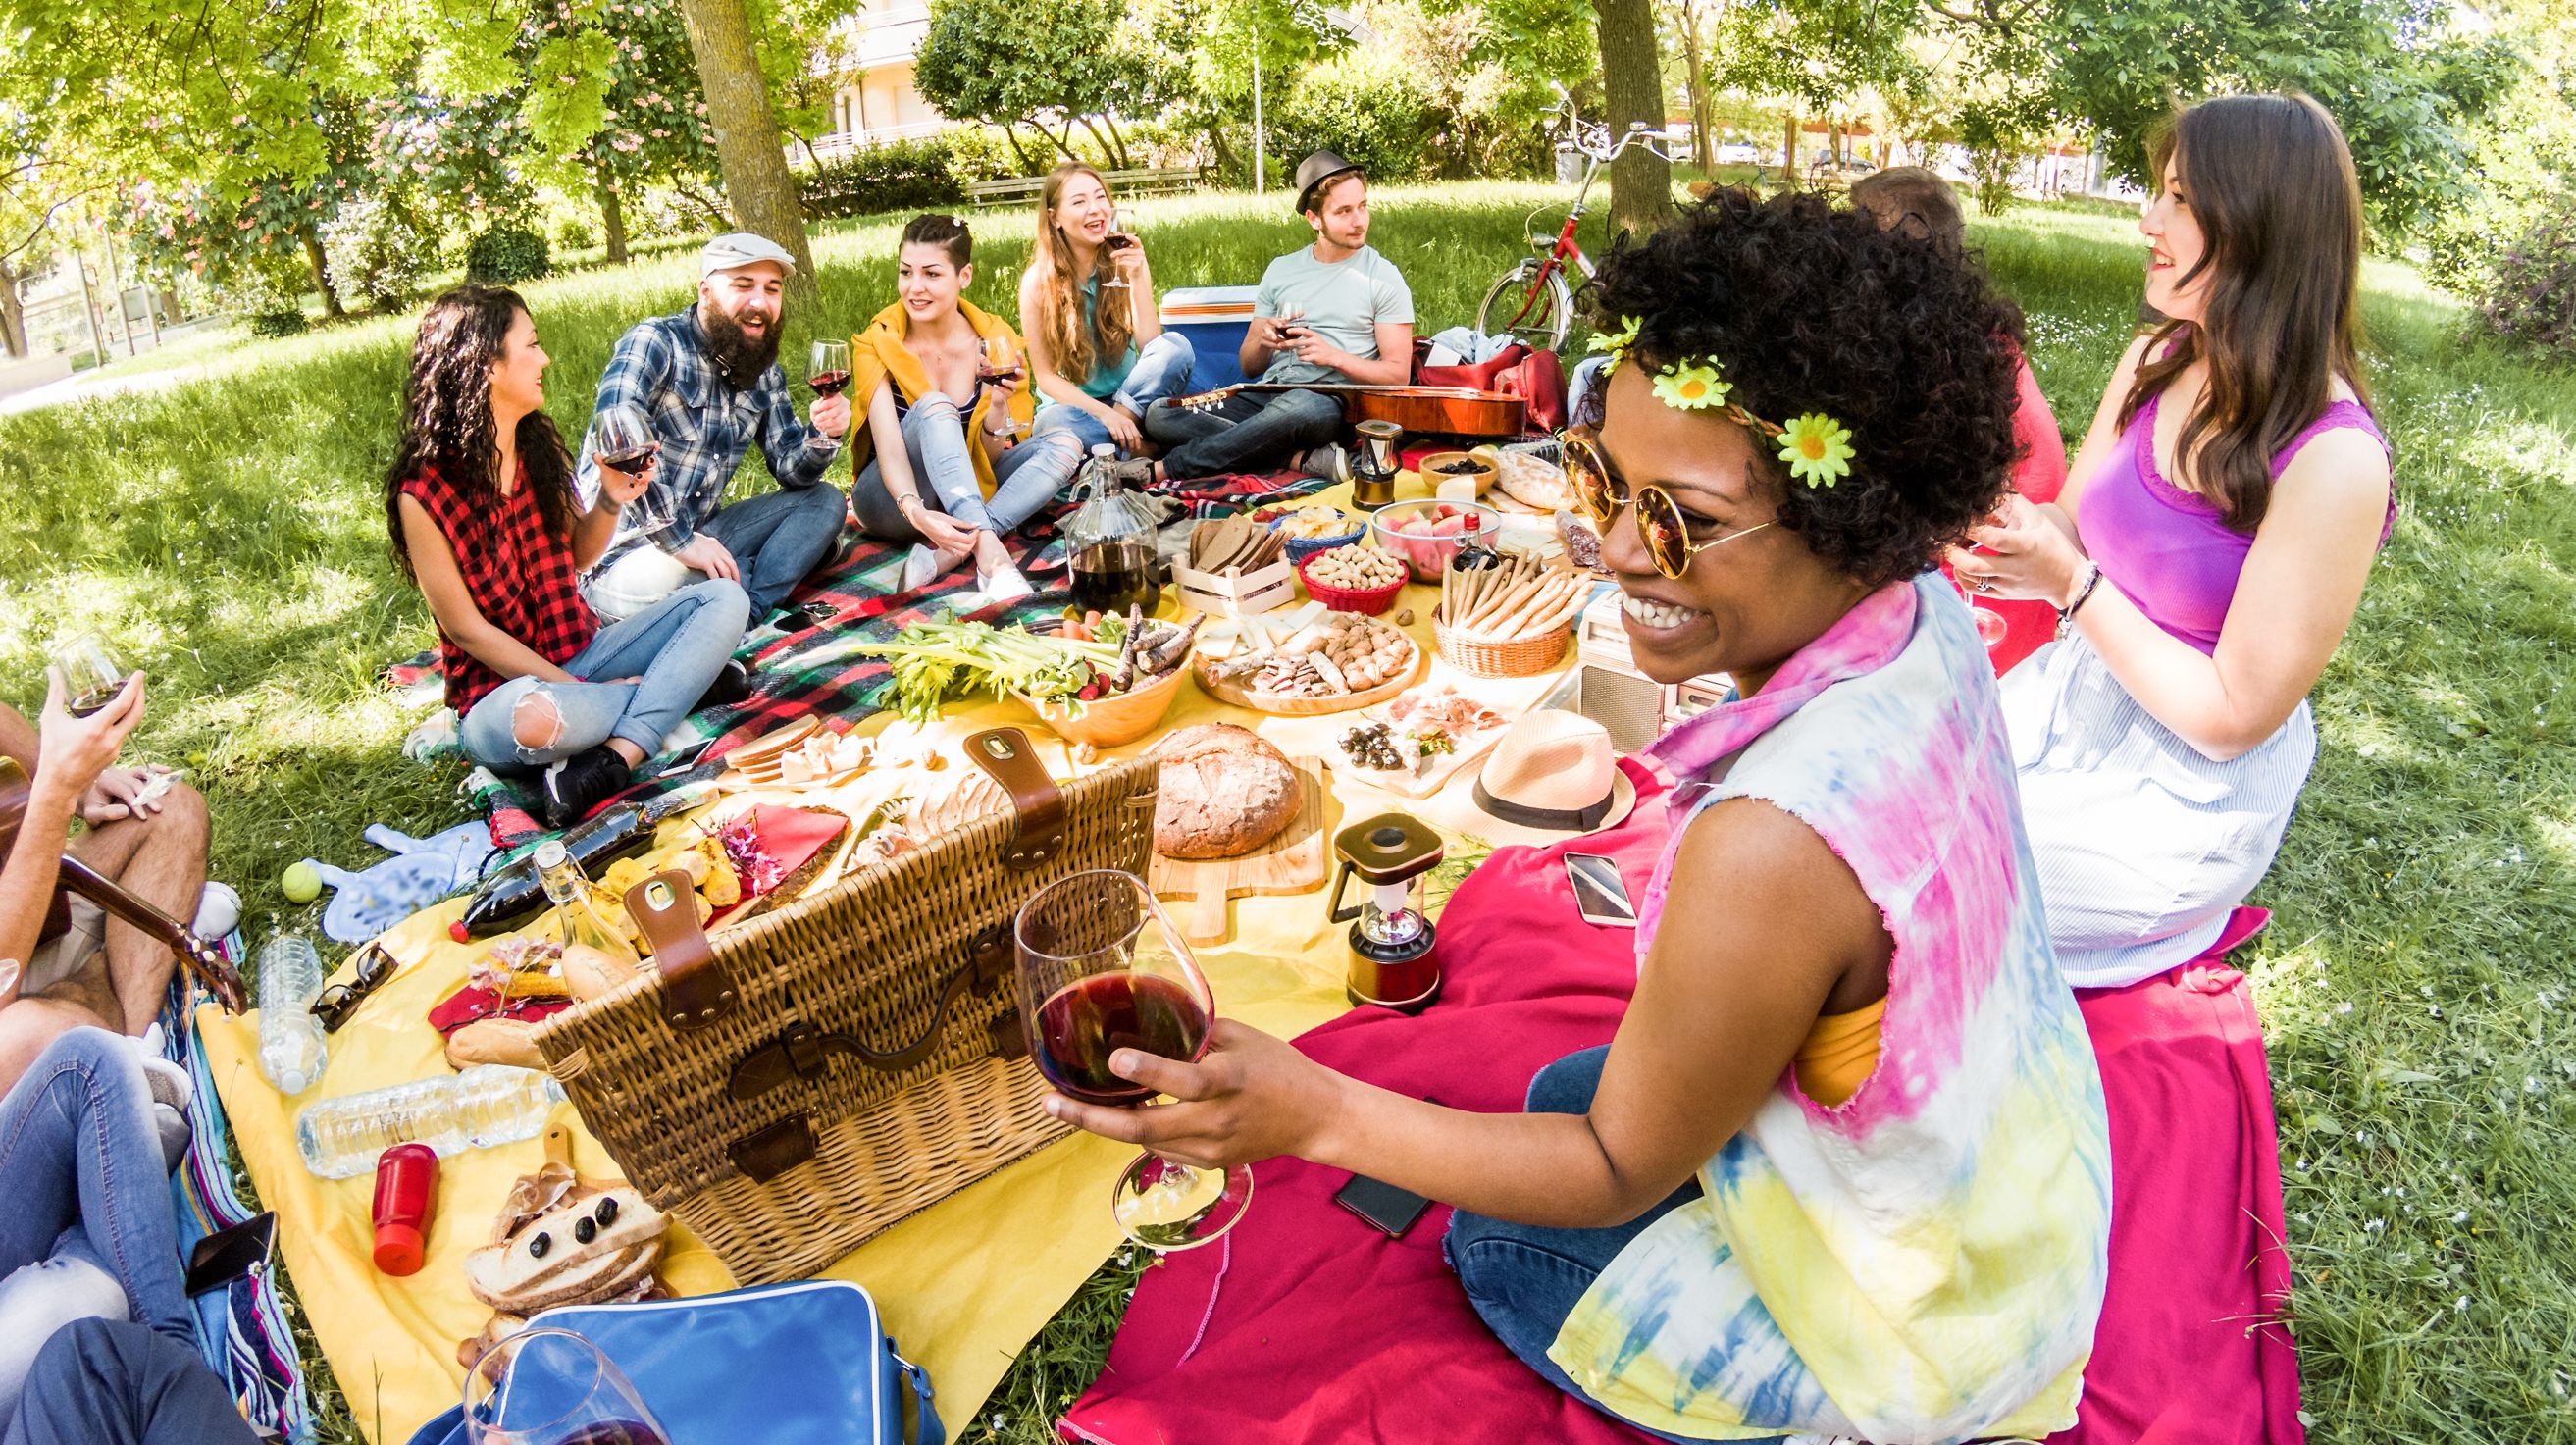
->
xmin=1592 ymin=316 xmax=1856 ymax=489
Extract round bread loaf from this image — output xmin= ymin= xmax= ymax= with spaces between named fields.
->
xmin=1153 ymin=724 xmax=1303 ymax=859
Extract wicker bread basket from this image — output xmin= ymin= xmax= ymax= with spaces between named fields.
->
xmin=1433 ymin=606 xmax=1571 ymax=678
xmin=532 ymin=729 xmax=1158 ymax=1284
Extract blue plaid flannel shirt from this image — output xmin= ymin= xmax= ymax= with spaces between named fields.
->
xmin=576 ymin=306 xmax=841 ymax=574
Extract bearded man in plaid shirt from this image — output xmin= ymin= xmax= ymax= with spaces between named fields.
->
xmin=579 ymin=233 xmax=852 ymax=629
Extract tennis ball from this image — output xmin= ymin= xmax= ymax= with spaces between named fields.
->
xmin=282 ymin=860 xmax=323 ymax=904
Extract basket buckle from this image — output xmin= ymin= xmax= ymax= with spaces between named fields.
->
xmin=964 ymin=728 xmax=1066 ymax=871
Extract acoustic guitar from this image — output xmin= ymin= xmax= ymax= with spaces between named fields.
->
xmin=0 ymin=757 xmax=246 ymax=1013
xmin=1168 ymin=383 xmax=1526 ymax=439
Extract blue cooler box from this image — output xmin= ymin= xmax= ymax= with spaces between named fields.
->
xmin=1160 ymin=284 xmax=1259 ymax=390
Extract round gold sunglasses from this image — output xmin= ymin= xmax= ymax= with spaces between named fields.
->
xmin=1561 ymin=427 xmax=1774 ymax=580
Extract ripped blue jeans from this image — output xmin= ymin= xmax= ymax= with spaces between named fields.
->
xmin=458 ymin=580 xmax=748 ymax=772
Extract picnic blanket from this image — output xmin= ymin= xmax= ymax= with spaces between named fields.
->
xmin=159 ymin=941 xmax=320 ymax=1444
xmin=1064 ymin=795 xmax=2306 ymax=1445
xmin=206 ymin=467 xmax=1576 ymax=1444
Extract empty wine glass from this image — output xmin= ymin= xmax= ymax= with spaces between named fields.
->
xmin=1102 ymin=209 xmax=1135 ymax=290
xmin=808 ymin=339 xmax=851 ymax=397
xmin=1015 ymin=869 xmax=1251 ymax=1252
xmin=51 ymin=633 xmax=130 ymax=718
xmin=463 ymin=1328 xmax=670 ymax=1445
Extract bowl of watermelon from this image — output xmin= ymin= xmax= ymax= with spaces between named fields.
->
xmin=1370 ymin=499 xmax=1503 ymax=583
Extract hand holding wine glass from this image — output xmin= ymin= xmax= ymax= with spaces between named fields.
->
xmin=33 ymin=661 xmax=146 ymax=809
xmin=591 ymin=403 xmax=658 ymax=510
xmin=1016 ymin=869 xmax=1255 ymax=1251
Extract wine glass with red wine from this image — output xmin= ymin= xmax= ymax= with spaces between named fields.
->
xmin=808 ymin=339 xmax=851 ymax=398
xmin=1015 ymin=869 xmax=1252 ymax=1251
xmin=52 ymin=634 xmax=130 ymax=718
xmin=463 ymin=1327 xmax=670 ymax=1445
xmin=1102 ymin=209 xmax=1135 ymax=290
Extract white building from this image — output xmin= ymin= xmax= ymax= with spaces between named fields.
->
xmin=810 ymin=0 xmax=945 ymax=157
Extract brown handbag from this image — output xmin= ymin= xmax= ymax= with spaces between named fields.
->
xmin=531 ymin=728 xmax=1159 ymax=1283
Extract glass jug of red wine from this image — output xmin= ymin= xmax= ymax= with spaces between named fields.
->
xmin=809 ymin=339 xmax=851 ymax=398
xmin=463 ymin=1327 xmax=671 ymax=1445
xmin=1059 ymin=453 xmax=1162 ymax=618
xmin=1015 ymin=869 xmax=1251 ymax=1251
xmin=53 ymin=634 xmax=131 ymax=718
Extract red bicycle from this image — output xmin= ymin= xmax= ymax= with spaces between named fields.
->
xmin=1476 ymin=88 xmax=1677 ymax=351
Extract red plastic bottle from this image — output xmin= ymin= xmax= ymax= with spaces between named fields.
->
xmin=371 ymin=1143 xmax=439 ymax=1276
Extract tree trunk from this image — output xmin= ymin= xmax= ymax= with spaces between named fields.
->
xmin=676 ymin=0 xmax=817 ymax=308
xmin=1594 ymin=0 xmax=1674 ymax=235
xmin=0 ymin=259 xmax=25 ymax=357
xmin=1781 ymin=113 xmax=1799 ymax=190
xmin=1002 ymin=123 xmax=1043 ymax=175
xmin=1204 ymin=120 xmax=1239 ymax=179
xmin=596 ymin=170 xmax=631 ymax=265
xmin=1676 ymin=3 xmax=1712 ymax=171
xmin=299 ymin=224 xmax=344 ymax=318
xmin=1101 ymin=112 xmax=1133 ymax=171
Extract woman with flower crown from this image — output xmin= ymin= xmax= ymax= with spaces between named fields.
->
xmin=1044 ymin=189 xmax=2112 ymax=1444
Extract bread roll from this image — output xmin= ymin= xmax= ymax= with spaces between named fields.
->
xmin=1152 ymin=724 xmax=1302 ymax=860
xmin=446 ymin=1017 xmax=546 ymax=1071
xmin=1493 ymin=449 xmax=1577 ymax=512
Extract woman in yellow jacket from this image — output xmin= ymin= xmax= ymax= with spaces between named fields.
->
xmin=846 ymin=214 xmax=1084 ymax=599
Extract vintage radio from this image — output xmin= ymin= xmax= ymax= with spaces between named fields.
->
xmin=1565 ymin=592 xmax=1730 ymax=751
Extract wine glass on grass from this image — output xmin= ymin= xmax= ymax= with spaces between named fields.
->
xmin=1016 ymin=869 xmax=1251 ymax=1252
xmin=464 ymin=1328 xmax=670 ymax=1445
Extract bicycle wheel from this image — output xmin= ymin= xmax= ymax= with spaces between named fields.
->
xmin=1476 ymin=259 xmax=1574 ymax=352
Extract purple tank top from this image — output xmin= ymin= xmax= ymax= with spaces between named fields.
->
xmin=2079 ymin=391 xmax=2394 ymax=654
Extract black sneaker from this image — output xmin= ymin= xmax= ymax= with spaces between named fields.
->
xmin=540 ymin=747 xmax=633 ymax=830
xmin=692 ymin=659 xmax=752 ymax=713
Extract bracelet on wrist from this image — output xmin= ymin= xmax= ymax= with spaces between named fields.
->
xmin=2055 ymin=561 xmax=2103 ymax=639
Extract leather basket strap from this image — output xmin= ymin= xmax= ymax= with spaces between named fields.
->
xmin=964 ymin=728 xmax=1065 ymax=872
xmin=630 ymin=871 xmax=737 ymax=1031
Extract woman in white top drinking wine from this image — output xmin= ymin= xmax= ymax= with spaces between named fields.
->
xmin=1018 ymin=164 xmax=1197 ymax=480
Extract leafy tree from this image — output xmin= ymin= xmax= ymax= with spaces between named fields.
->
xmin=916 ymin=0 xmax=1163 ymax=171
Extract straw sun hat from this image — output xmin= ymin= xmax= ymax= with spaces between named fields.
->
xmin=1425 ymin=709 xmax=1638 ymax=851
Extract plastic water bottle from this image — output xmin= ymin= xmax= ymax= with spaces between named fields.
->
xmin=255 ymin=933 xmax=328 ymax=1096
xmin=294 ymin=1065 xmax=568 ymax=1180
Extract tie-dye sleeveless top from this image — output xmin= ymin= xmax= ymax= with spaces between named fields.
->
xmin=1548 ymin=576 xmax=2111 ymax=1443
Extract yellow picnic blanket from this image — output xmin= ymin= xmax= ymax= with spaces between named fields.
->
xmin=203 ymin=476 xmax=1574 ymax=1444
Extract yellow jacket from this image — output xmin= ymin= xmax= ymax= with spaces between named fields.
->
xmin=848 ymin=299 xmax=1037 ymax=499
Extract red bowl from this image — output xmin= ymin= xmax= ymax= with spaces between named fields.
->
xmin=1296 ymin=555 xmax=1407 ymax=614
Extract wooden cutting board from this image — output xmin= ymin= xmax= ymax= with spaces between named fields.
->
xmin=1147 ymin=757 xmax=1327 ymax=944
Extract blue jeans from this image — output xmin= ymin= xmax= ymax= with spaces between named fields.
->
xmin=0 ymin=1030 xmax=194 ymax=1425
xmin=585 ymin=483 xmax=847 ymax=622
xmin=5 ymin=1318 xmax=260 ymax=1445
xmin=459 ymin=579 xmax=749 ymax=771
xmin=1144 ymin=386 xmax=1343 ymax=481
xmin=1030 ymin=333 xmax=1198 ymax=457
xmin=1446 ymin=1047 xmax=1781 ymax=1445
xmin=850 ymin=392 xmax=1085 ymax=543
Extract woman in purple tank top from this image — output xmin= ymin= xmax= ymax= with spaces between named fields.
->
xmin=1946 ymin=94 xmax=2396 ymax=988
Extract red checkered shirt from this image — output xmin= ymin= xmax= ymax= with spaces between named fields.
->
xmin=399 ymin=463 xmax=597 ymax=716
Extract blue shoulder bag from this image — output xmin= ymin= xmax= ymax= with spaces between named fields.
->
xmin=405 ymin=1279 xmax=941 ymax=1445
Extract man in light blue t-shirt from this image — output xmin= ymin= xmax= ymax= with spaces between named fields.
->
xmin=1145 ymin=151 xmax=1416 ymax=481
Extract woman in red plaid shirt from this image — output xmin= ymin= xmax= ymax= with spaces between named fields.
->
xmin=386 ymin=285 xmax=750 ymax=828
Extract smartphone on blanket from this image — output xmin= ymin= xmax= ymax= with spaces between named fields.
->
xmin=1336 ymin=1173 xmax=1433 ymax=1238
xmin=1565 ymin=852 xmax=1636 ymax=928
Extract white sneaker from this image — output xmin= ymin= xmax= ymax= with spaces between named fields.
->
xmin=129 ymin=1032 xmax=193 ymax=1112
xmin=902 ymin=544 xmax=943 ymax=591
xmin=191 ymin=881 xmax=242 ymax=941
xmin=979 ymin=565 xmax=1035 ymax=603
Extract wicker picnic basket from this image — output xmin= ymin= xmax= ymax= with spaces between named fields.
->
xmin=531 ymin=728 xmax=1159 ymax=1284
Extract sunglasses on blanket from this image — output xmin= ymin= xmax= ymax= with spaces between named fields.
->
xmin=1561 ymin=425 xmax=1774 ymax=581
xmin=311 ymin=942 xmax=398 ymax=1033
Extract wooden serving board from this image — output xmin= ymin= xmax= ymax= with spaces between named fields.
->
xmin=1148 ymin=756 xmax=1327 ymax=944
xmin=1190 ymin=644 xmax=1423 ymax=717
xmin=1321 ymin=720 xmax=1511 ymax=800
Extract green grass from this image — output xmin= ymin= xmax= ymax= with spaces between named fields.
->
xmin=5 ymin=182 xmax=2574 ymax=1443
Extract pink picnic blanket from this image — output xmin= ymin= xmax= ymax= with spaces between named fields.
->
xmin=1063 ymin=763 xmax=2302 ymax=1445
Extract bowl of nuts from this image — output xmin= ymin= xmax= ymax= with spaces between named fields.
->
xmin=1297 ymin=542 xmax=1410 ymax=614
xmin=1264 ymin=505 xmax=1368 ymax=562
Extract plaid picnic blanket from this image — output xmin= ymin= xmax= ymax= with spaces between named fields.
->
xmin=425 ymin=472 xmax=1328 ymax=851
